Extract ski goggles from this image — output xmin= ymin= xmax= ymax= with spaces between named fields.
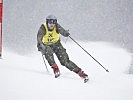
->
xmin=47 ymin=19 xmax=57 ymax=24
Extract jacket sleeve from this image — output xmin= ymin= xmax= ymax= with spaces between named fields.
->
xmin=37 ymin=24 xmax=46 ymax=51
xmin=56 ymin=23 xmax=70 ymax=37
xmin=37 ymin=24 xmax=46 ymax=45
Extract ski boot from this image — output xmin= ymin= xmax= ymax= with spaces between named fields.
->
xmin=78 ymin=70 xmax=89 ymax=83
xmin=52 ymin=64 xmax=60 ymax=78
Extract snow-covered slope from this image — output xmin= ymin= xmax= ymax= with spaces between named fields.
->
xmin=0 ymin=42 xmax=133 ymax=100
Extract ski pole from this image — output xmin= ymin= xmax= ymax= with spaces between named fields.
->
xmin=69 ymin=36 xmax=109 ymax=72
xmin=42 ymin=54 xmax=49 ymax=73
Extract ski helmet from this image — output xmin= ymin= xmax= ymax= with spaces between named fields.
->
xmin=46 ymin=15 xmax=57 ymax=24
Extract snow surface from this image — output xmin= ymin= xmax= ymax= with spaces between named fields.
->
xmin=0 ymin=42 xmax=133 ymax=100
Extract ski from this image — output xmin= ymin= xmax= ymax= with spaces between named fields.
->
xmin=54 ymin=71 xmax=60 ymax=78
xmin=54 ymin=72 xmax=89 ymax=83
xmin=84 ymin=78 xmax=89 ymax=83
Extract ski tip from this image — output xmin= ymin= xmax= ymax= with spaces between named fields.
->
xmin=84 ymin=79 xmax=89 ymax=83
xmin=84 ymin=77 xmax=89 ymax=83
xmin=54 ymin=73 xmax=60 ymax=78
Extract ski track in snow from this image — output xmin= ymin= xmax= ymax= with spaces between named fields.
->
xmin=0 ymin=42 xmax=133 ymax=100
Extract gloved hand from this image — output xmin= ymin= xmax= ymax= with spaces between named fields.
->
xmin=64 ymin=30 xmax=70 ymax=37
xmin=37 ymin=43 xmax=46 ymax=51
xmin=40 ymin=43 xmax=46 ymax=51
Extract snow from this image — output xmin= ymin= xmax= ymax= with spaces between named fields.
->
xmin=0 ymin=42 xmax=133 ymax=100
xmin=1 ymin=0 xmax=133 ymax=99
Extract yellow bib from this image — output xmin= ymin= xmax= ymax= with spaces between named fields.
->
xmin=42 ymin=23 xmax=60 ymax=45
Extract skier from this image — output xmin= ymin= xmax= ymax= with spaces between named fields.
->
xmin=37 ymin=15 xmax=88 ymax=82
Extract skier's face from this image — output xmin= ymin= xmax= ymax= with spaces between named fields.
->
xmin=48 ymin=23 xmax=55 ymax=30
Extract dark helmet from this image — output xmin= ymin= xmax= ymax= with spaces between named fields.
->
xmin=46 ymin=15 xmax=57 ymax=24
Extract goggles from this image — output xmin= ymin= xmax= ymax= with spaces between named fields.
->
xmin=47 ymin=19 xmax=57 ymax=24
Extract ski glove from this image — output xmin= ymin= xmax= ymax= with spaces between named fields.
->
xmin=64 ymin=30 xmax=70 ymax=37
xmin=66 ymin=32 xmax=70 ymax=37
xmin=37 ymin=43 xmax=46 ymax=51
xmin=40 ymin=43 xmax=46 ymax=51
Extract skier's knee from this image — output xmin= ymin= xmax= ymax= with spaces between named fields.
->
xmin=64 ymin=61 xmax=81 ymax=73
xmin=60 ymin=59 xmax=69 ymax=66
xmin=59 ymin=55 xmax=69 ymax=66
